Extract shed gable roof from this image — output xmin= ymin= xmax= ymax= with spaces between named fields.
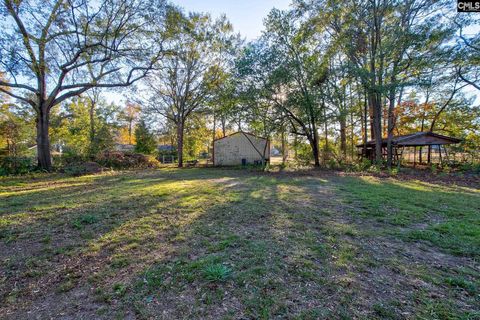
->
xmin=213 ymin=131 xmax=267 ymax=142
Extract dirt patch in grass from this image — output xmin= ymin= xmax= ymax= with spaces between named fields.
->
xmin=1 ymin=168 xmax=479 ymax=319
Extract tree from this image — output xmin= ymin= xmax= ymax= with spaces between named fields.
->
xmin=0 ymin=104 xmax=34 ymax=158
xmin=237 ymin=9 xmax=330 ymax=167
xmin=0 ymin=0 xmax=168 ymax=170
xmin=119 ymin=102 xmax=141 ymax=145
xmin=134 ymin=119 xmax=156 ymax=154
xmin=50 ymin=95 xmax=116 ymax=157
xmin=301 ymin=0 xmax=460 ymax=166
xmin=454 ymin=15 xmax=480 ymax=91
xmin=85 ymin=88 xmax=101 ymax=155
xmin=140 ymin=9 xmax=236 ymax=167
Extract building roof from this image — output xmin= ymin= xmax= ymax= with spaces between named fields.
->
xmin=213 ymin=131 xmax=268 ymax=142
xmin=357 ymin=132 xmax=462 ymax=148
xmin=158 ymin=145 xmax=175 ymax=151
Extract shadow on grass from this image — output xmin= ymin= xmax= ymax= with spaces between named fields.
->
xmin=0 ymin=169 xmax=478 ymax=319
xmin=335 ymin=175 xmax=480 ymax=257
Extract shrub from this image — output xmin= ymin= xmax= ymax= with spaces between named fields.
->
xmin=294 ymin=143 xmax=314 ymax=166
xmin=0 ymin=156 xmax=36 ymax=175
xmin=326 ymin=158 xmax=339 ymax=169
xmin=63 ymin=162 xmax=103 ymax=176
xmin=459 ymin=162 xmax=480 ymax=174
xmin=344 ymin=158 xmax=372 ymax=172
xmin=53 ymin=153 xmax=87 ymax=168
xmin=95 ymin=151 xmax=161 ymax=169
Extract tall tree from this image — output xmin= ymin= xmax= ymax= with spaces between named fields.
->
xmin=0 ymin=0 xmax=168 ymax=170
xmin=134 ymin=119 xmax=156 ymax=154
xmin=238 ymin=9 xmax=331 ymax=167
xmin=119 ymin=102 xmax=141 ymax=145
xmin=140 ymin=9 xmax=236 ymax=167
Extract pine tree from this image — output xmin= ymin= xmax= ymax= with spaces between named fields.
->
xmin=134 ymin=119 xmax=156 ymax=154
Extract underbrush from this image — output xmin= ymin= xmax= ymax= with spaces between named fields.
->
xmin=95 ymin=151 xmax=161 ymax=170
xmin=0 ymin=156 xmax=36 ymax=175
xmin=0 ymin=151 xmax=161 ymax=176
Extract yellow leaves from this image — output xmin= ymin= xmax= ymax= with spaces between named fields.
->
xmin=117 ymin=127 xmax=136 ymax=145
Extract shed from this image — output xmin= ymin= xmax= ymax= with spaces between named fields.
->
xmin=213 ymin=132 xmax=270 ymax=166
xmin=357 ymin=131 xmax=462 ymax=165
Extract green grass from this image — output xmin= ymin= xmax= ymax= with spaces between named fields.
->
xmin=338 ymin=176 xmax=480 ymax=256
xmin=202 ymin=264 xmax=232 ymax=282
xmin=0 ymin=168 xmax=478 ymax=319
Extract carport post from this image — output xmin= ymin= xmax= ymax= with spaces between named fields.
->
xmin=439 ymin=145 xmax=443 ymax=166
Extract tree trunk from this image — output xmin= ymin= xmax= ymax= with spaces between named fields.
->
xmin=350 ymin=110 xmax=354 ymax=161
xmin=89 ymin=102 xmax=96 ymax=157
xmin=89 ymin=104 xmax=95 ymax=144
xmin=311 ymin=125 xmax=320 ymax=167
xmin=36 ymin=107 xmax=52 ymax=171
xmin=309 ymin=137 xmax=320 ymax=167
xmin=323 ymin=99 xmax=329 ymax=165
xmin=221 ymin=117 xmax=226 ymax=137
xmin=294 ymin=135 xmax=298 ymax=160
xmin=339 ymin=115 xmax=347 ymax=161
xmin=363 ymin=90 xmax=368 ymax=158
xmin=128 ymin=120 xmax=133 ymax=145
xmin=177 ymin=122 xmax=184 ymax=168
xmin=369 ymin=92 xmax=383 ymax=164
xmin=369 ymin=96 xmax=375 ymax=141
xmin=386 ymin=87 xmax=396 ymax=168
xmin=212 ymin=113 xmax=216 ymax=142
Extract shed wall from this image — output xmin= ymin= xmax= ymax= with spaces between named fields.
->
xmin=214 ymin=133 xmax=269 ymax=166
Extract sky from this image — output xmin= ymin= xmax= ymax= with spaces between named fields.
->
xmin=172 ymin=0 xmax=292 ymax=40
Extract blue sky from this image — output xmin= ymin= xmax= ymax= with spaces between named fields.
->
xmin=172 ymin=0 xmax=291 ymax=40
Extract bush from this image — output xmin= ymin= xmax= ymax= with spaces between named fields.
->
xmin=53 ymin=153 xmax=88 ymax=168
xmin=0 ymin=156 xmax=36 ymax=175
xmin=294 ymin=143 xmax=314 ymax=166
xmin=459 ymin=162 xmax=480 ymax=174
xmin=95 ymin=151 xmax=161 ymax=169
xmin=344 ymin=158 xmax=372 ymax=172
xmin=63 ymin=161 xmax=103 ymax=176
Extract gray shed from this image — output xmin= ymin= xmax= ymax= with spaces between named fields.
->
xmin=213 ymin=132 xmax=270 ymax=166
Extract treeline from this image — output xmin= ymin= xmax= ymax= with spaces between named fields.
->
xmin=231 ymin=0 xmax=480 ymax=168
xmin=0 ymin=0 xmax=479 ymax=171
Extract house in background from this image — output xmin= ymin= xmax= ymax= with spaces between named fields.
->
xmin=213 ymin=132 xmax=270 ymax=166
xmin=114 ymin=143 xmax=135 ymax=152
xmin=158 ymin=145 xmax=175 ymax=154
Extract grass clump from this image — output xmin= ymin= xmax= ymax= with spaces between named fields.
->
xmin=444 ymin=277 xmax=477 ymax=295
xmin=113 ymin=283 xmax=128 ymax=297
xmin=142 ymin=268 xmax=164 ymax=291
xmin=202 ymin=263 xmax=232 ymax=283
xmin=72 ymin=214 xmax=99 ymax=229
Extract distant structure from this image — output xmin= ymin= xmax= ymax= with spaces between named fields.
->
xmin=270 ymin=147 xmax=281 ymax=157
xmin=114 ymin=143 xmax=135 ymax=152
xmin=213 ymin=132 xmax=270 ymax=166
xmin=357 ymin=132 xmax=461 ymax=165
xmin=158 ymin=145 xmax=175 ymax=153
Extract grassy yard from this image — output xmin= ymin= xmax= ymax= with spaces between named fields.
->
xmin=0 ymin=168 xmax=479 ymax=319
